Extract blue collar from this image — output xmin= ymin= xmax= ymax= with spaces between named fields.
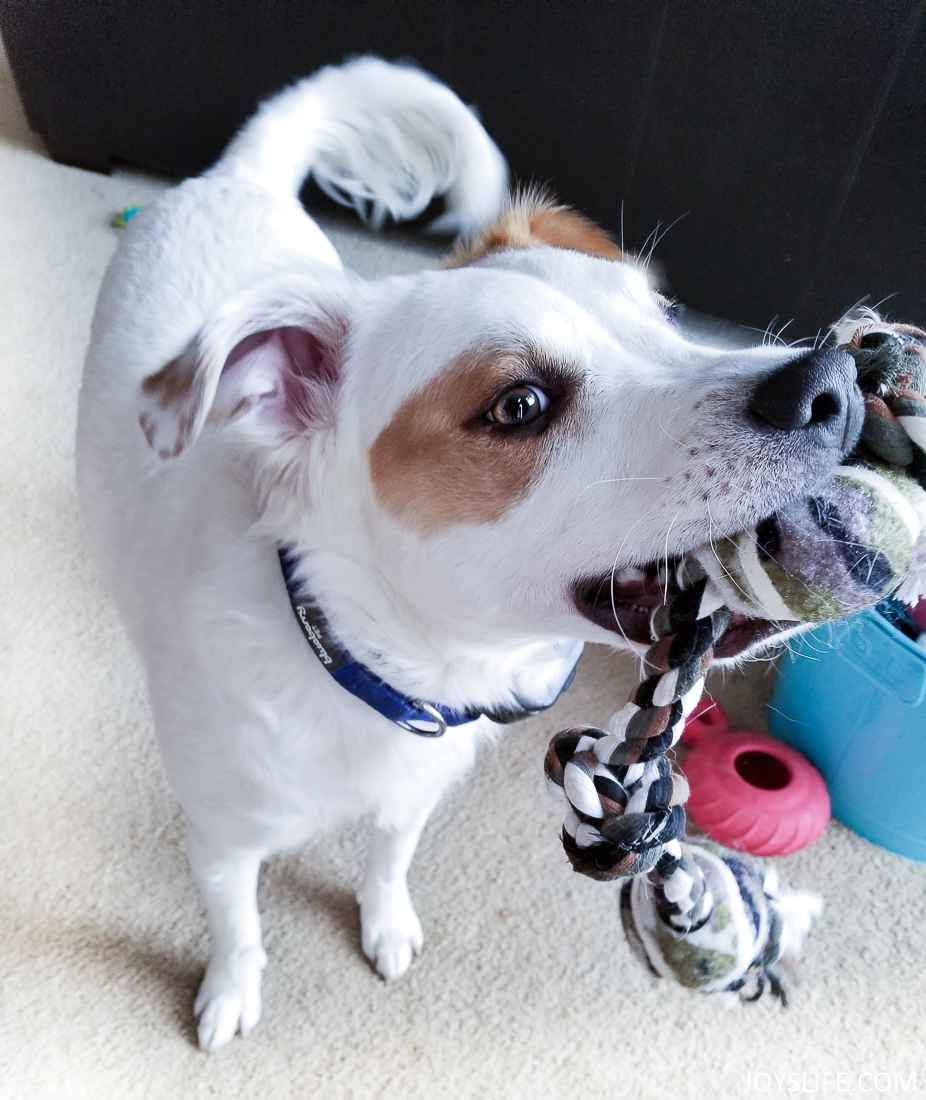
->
xmin=279 ymin=547 xmax=580 ymax=737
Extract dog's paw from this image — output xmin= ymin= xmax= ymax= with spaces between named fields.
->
xmin=194 ymin=949 xmax=266 ymax=1052
xmin=358 ymin=885 xmax=424 ymax=981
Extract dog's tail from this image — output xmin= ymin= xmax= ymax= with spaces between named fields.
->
xmin=213 ymin=57 xmax=508 ymax=235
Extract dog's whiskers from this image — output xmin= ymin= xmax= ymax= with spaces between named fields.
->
xmin=606 ymin=504 xmax=665 ymax=653
xmin=647 ymin=212 xmax=689 ymax=265
xmin=573 ymin=476 xmax=666 ymax=510
xmin=632 ymin=211 xmax=689 ymax=273
xmin=662 ymin=511 xmax=680 ymax=604
xmin=658 ymin=418 xmax=686 ymax=448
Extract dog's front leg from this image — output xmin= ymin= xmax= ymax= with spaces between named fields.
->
xmin=357 ymin=805 xmax=435 ymax=982
xmin=186 ymin=828 xmax=267 ymax=1051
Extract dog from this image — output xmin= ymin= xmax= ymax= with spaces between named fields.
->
xmin=76 ymin=58 xmax=861 ymax=1050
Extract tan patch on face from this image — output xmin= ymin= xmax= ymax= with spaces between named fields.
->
xmin=369 ymin=347 xmax=579 ymax=536
xmin=446 ymin=192 xmax=622 ymax=268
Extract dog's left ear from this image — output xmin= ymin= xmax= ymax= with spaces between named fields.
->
xmin=139 ymin=278 xmax=350 ymax=459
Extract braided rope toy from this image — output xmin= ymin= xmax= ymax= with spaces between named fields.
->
xmin=545 ymin=316 xmax=926 ymax=1002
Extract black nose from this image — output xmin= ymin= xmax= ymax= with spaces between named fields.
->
xmin=749 ymin=347 xmax=862 ymax=452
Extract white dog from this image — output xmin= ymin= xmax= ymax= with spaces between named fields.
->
xmin=76 ymin=58 xmax=861 ymax=1050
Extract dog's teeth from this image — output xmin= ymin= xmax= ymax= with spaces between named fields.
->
xmin=613 ymin=567 xmax=647 ymax=584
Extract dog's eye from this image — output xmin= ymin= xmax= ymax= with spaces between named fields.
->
xmin=487 ymin=385 xmax=550 ymax=426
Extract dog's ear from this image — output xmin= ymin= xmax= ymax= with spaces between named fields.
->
xmin=446 ymin=191 xmax=622 ymax=268
xmin=139 ymin=279 xmax=350 ymax=459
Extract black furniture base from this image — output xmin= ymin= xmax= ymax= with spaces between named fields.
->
xmin=2 ymin=0 xmax=922 ymax=334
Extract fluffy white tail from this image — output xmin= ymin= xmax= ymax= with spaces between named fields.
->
xmin=214 ymin=57 xmax=508 ymax=235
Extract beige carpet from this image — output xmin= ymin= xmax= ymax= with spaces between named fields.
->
xmin=2 ymin=43 xmax=924 ymax=1100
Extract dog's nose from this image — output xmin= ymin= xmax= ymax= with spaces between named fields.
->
xmin=749 ymin=347 xmax=862 ymax=452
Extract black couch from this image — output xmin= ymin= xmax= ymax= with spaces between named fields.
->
xmin=2 ymin=0 xmax=922 ymax=335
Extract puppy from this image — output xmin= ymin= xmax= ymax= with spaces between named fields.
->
xmin=76 ymin=58 xmax=861 ymax=1050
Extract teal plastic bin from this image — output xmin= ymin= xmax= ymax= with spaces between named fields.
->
xmin=768 ymin=608 xmax=926 ymax=863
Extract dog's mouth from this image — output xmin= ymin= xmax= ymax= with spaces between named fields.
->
xmin=574 ymin=562 xmax=792 ymax=660
xmin=575 ymin=465 xmax=926 ymax=660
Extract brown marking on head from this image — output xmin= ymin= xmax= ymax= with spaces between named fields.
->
xmin=139 ymin=341 xmax=206 ymax=456
xmin=369 ymin=345 xmax=581 ymax=536
xmin=446 ymin=192 xmax=622 ymax=268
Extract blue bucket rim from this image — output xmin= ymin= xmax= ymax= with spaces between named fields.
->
xmin=831 ymin=605 xmax=926 ymax=665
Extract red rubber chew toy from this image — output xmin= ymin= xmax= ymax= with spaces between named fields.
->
xmin=681 ymin=701 xmax=830 ymax=857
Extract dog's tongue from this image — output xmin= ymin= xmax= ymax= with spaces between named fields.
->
xmin=696 ymin=464 xmax=926 ymax=624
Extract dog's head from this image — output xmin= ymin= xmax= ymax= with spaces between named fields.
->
xmin=138 ymin=196 xmax=862 ymax=661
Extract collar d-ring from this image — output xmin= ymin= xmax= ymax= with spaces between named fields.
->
xmin=397 ymin=700 xmax=448 ymax=737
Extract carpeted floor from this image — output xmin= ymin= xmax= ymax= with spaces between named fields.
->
xmin=2 ymin=43 xmax=924 ymax=1100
